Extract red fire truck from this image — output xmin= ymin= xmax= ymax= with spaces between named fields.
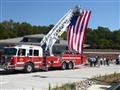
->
xmin=0 ymin=6 xmax=88 ymax=73
xmin=0 ymin=45 xmax=87 ymax=73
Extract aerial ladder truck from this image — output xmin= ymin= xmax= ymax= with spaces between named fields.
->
xmin=0 ymin=6 xmax=88 ymax=73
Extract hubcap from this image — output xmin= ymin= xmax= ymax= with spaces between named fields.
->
xmin=63 ymin=63 xmax=66 ymax=69
xmin=27 ymin=65 xmax=32 ymax=72
xmin=69 ymin=63 xmax=72 ymax=69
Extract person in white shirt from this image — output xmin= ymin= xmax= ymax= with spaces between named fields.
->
xmin=118 ymin=54 xmax=120 ymax=64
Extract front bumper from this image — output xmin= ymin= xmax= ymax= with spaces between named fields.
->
xmin=0 ymin=64 xmax=15 ymax=70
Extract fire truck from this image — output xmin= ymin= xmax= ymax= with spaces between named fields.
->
xmin=0 ymin=6 xmax=88 ymax=73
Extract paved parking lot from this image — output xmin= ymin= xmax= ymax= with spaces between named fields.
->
xmin=0 ymin=65 xmax=120 ymax=90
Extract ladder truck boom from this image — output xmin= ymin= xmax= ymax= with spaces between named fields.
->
xmin=40 ymin=9 xmax=72 ymax=46
xmin=40 ymin=6 xmax=81 ymax=56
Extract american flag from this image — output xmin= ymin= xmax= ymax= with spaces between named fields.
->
xmin=67 ymin=10 xmax=91 ymax=54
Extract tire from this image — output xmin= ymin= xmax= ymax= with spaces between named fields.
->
xmin=61 ymin=62 xmax=67 ymax=70
xmin=68 ymin=62 xmax=74 ymax=69
xmin=24 ymin=63 xmax=34 ymax=73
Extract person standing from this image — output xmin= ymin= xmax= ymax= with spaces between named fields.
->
xmin=118 ymin=54 xmax=120 ymax=64
xmin=88 ymin=57 xmax=93 ymax=67
xmin=93 ymin=57 xmax=96 ymax=67
xmin=95 ymin=56 xmax=98 ymax=66
xmin=106 ymin=57 xmax=110 ymax=66
xmin=116 ymin=58 xmax=119 ymax=65
xmin=96 ymin=56 xmax=100 ymax=67
xmin=103 ymin=57 xmax=106 ymax=65
xmin=100 ymin=57 xmax=103 ymax=65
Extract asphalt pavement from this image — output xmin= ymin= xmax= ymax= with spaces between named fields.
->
xmin=0 ymin=65 xmax=120 ymax=90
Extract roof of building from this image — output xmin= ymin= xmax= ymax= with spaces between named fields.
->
xmin=24 ymin=34 xmax=45 ymax=38
xmin=0 ymin=34 xmax=89 ymax=47
xmin=0 ymin=37 xmax=22 ymax=44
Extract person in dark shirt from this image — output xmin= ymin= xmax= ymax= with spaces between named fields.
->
xmin=106 ymin=57 xmax=110 ymax=66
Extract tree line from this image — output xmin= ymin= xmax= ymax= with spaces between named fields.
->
xmin=85 ymin=27 xmax=120 ymax=49
xmin=0 ymin=20 xmax=120 ymax=49
xmin=0 ymin=20 xmax=53 ymax=39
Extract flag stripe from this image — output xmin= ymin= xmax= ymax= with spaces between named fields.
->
xmin=80 ymin=11 xmax=91 ymax=53
xmin=79 ymin=11 xmax=89 ymax=53
xmin=74 ymin=12 xmax=83 ymax=50
xmin=67 ymin=10 xmax=91 ymax=54
xmin=77 ymin=11 xmax=88 ymax=53
xmin=75 ymin=11 xmax=86 ymax=51
xmin=82 ymin=11 xmax=91 ymax=52
xmin=69 ymin=26 xmax=73 ymax=50
xmin=72 ymin=16 xmax=80 ymax=50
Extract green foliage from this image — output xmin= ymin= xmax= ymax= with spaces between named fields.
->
xmin=91 ymin=72 xmax=120 ymax=85
xmin=49 ymin=83 xmax=51 ymax=90
xmin=52 ymin=83 xmax=76 ymax=90
xmin=61 ymin=32 xmax=67 ymax=40
xmin=0 ymin=20 xmax=50 ymax=38
xmin=85 ymin=27 xmax=120 ymax=49
xmin=0 ymin=20 xmax=120 ymax=49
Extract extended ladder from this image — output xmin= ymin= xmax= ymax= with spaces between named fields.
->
xmin=40 ymin=6 xmax=81 ymax=56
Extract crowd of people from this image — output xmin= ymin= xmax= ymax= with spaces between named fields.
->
xmin=88 ymin=55 xmax=120 ymax=67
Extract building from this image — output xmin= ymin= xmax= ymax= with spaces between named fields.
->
xmin=0 ymin=34 xmax=89 ymax=55
xmin=0 ymin=34 xmax=119 ymax=59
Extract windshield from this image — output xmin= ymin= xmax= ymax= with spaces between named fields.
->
xmin=4 ymin=48 xmax=17 ymax=55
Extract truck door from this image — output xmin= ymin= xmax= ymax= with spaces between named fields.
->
xmin=33 ymin=49 xmax=42 ymax=68
xmin=28 ymin=49 xmax=33 ymax=62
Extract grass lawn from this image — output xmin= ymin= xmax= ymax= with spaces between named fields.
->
xmin=90 ymin=72 xmax=120 ymax=85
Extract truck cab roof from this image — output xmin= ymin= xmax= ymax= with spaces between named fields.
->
xmin=8 ymin=44 xmax=43 ymax=50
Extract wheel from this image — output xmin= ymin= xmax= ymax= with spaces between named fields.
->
xmin=24 ymin=63 xmax=34 ymax=73
xmin=61 ymin=62 xmax=67 ymax=70
xmin=68 ymin=62 xmax=74 ymax=69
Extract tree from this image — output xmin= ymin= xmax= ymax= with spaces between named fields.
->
xmin=0 ymin=20 xmax=120 ymax=49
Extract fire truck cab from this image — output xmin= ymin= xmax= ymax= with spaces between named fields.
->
xmin=0 ymin=45 xmax=44 ymax=72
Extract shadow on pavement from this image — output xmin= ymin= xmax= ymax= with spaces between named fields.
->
xmin=0 ymin=69 xmax=41 ymax=75
xmin=0 ymin=67 xmax=80 ymax=76
xmin=32 ymin=74 xmax=88 ymax=80
xmin=100 ymin=86 xmax=109 ymax=89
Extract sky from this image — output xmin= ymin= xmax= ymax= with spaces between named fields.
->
xmin=0 ymin=0 xmax=120 ymax=30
